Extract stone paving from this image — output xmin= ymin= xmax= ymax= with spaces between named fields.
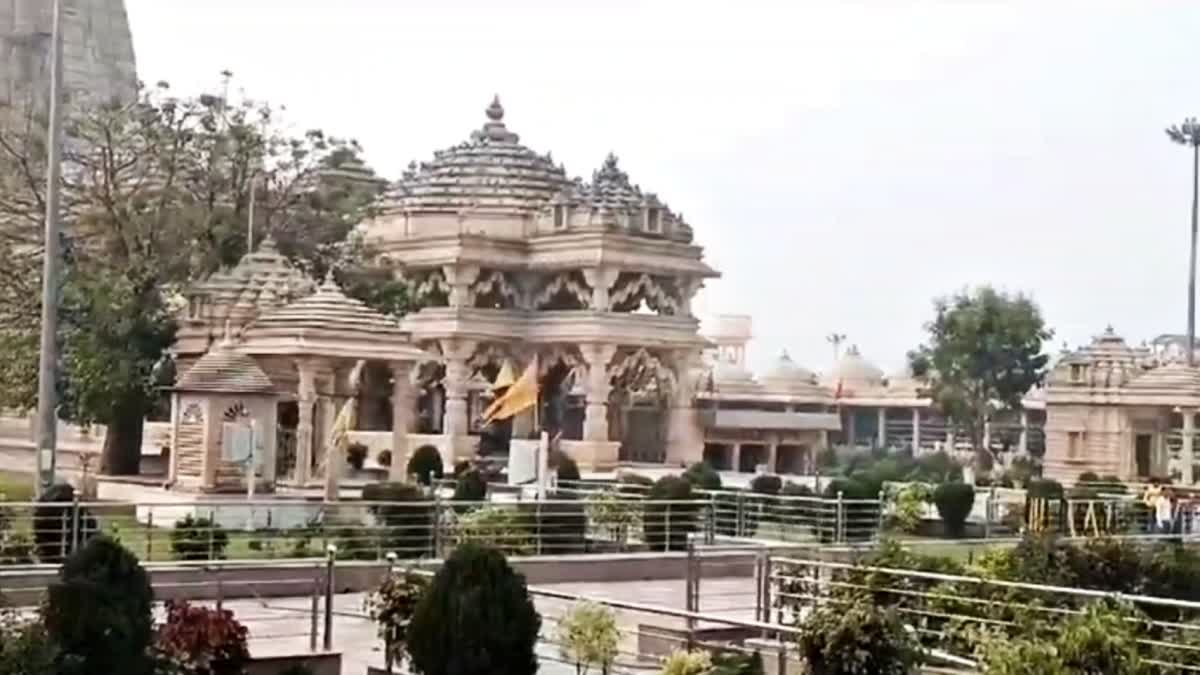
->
xmin=228 ymin=576 xmax=760 ymax=674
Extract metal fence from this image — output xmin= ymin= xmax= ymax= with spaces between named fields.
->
xmin=769 ymin=554 xmax=1200 ymax=672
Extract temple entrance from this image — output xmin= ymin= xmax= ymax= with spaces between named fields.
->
xmin=739 ymin=444 xmax=766 ymax=473
xmin=1136 ymin=434 xmax=1153 ymax=478
xmin=275 ymin=401 xmax=298 ymax=479
xmin=611 ymin=348 xmax=675 ymax=464
xmin=703 ymin=443 xmax=732 ymax=470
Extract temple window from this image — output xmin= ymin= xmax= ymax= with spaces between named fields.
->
xmin=1067 ymin=431 xmax=1084 ymax=459
xmin=646 ymin=208 xmax=661 ymax=233
xmin=1069 ymin=364 xmax=1085 ymax=383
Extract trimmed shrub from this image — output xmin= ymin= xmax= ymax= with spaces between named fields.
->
xmin=933 ymin=482 xmax=975 ymax=538
xmin=456 ymin=506 xmax=534 ymax=556
xmin=711 ymin=649 xmax=765 ymax=675
xmin=361 ymin=482 xmax=436 ymax=559
xmin=749 ymin=474 xmax=783 ymax=495
xmin=407 ymin=543 xmax=541 ymax=675
xmin=554 ymin=451 xmax=581 ymax=483
xmin=683 ymin=462 xmax=722 ymax=490
xmin=44 ymin=536 xmax=155 ymax=675
xmin=453 ymin=468 xmax=488 ymax=506
xmin=32 ymin=483 xmax=95 ymax=564
xmin=0 ymin=616 xmax=57 ymax=675
xmin=526 ymin=492 xmax=587 ymax=554
xmin=346 ymin=442 xmax=369 ymax=471
xmin=747 ymin=474 xmax=783 ymax=535
xmin=376 ymin=449 xmax=393 ymax=467
xmin=170 ymin=515 xmax=229 ymax=561
xmin=797 ymin=598 xmax=917 ymax=675
xmin=556 ymin=601 xmax=619 ymax=674
xmin=617 ymin=472 xmax=654 ymax=495
xmin=820 ymin=478 xmax=880 ymax=543
xmin=156 ymin=600 xmax=250 ymax=675
xmin=644 ymin=476 xmax=699 ymax=552
xmin=1077 ymin=470 xmax=1101 ymax=485
xmin=781 ymin=481 xmax=813 ymax=497
xmin=407 ymin=446 xmax=444 ymax=486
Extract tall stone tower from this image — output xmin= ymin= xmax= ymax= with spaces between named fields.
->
xmin=0 ymin=0 xmax=137 ymax=109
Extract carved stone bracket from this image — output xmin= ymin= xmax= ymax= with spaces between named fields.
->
xmin=581 ymin=267 xmax=621 ymax=311
xmin=580 ymin=343 xmax=618 ymax=402
xmin=410 ymin=269 xmax=450 ymax=307
xmin=467 ymin=342 xmax=515 ymax=373
xmin=676 ymin=276 xmax=704 ymax=317
xmin=442 ymin=264 xmax=480 ymax=308
xmin=611 ymin=347 xmax=677 ymax=398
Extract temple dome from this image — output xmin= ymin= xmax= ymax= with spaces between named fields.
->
xmin=712 ymin=359 xmax=763 ymax=395
xmin=548 ymin=154 xmax=693 ymax=242
xmin=760 ymin=351 xmax=831 ymax=399
xmin=176 ymin=340 xmax=274 ymax=394
xmin=827 ymin=346 xmax=885 ymax=387
xmin=1048 ymin=326 xmax=1150 ymax=389
xmin=380 ymin=96 xmax=570 ymax=215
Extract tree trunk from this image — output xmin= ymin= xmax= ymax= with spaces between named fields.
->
xmin=100 ymin=405 xmax=144 ymax=475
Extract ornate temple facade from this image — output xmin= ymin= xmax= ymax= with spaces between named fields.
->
xmin=1042 ymin=327 xmax=1200 ymax=485
xmin=166 ymin=97 xmax=718 ymax=491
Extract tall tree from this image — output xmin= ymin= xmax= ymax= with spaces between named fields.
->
xmin=0 ymin=76 xmax=405 ymax=474
xmin=908 ymin=286 xmax=1053 ymax=465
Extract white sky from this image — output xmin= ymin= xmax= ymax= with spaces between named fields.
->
xmin=124 ymin=0 xmax=1200 ymax=375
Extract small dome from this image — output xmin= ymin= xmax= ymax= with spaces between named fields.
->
xmin=827 ymin=346 xmax=884 ymax=387
xmin=549 ymin=154 xmax=693 ymax=242
xmin=380 ymin=96 xmax=570 ymax=215
xmin=244 ymin=274 xmax=408 ymax=341
xmin=711 ymin=360 xmax=763 ymax=395
xmin=1049 ymin=326 xmax=1151 ymax=389
xmin=186 ymin=235 xmax=314 ymax=314
xmin=762 ymin=351 xmax=817 ymax=386
xmin=176 ymin=341 xmax=274 ymax=394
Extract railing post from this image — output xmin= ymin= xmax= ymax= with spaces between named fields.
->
xmin=432 ymin=493 xmax=442 ymax=559
xmin=705 ymin=500 xmax=716 ymax=545
xmin=213 ymin=565 xmax=224 ymax=611
xmin=208 ymin=508 xmax=216 ymax=561
xmin=684 ymin=536 xmax=697 ymax=649
xmin=736 ymin=492 xmax=745 ymax=538
xmin=836 ymin=491 xmax=845 ymax=544
xmin=762 ymin=552 xmax=773 ymax=631
xmin=309 ymin=566 xmax=319 ymax=652
xmin=535 ymin=500 xmax=543 ymax=556
xmin=754 ymin=547 xmax=765 ymax=622
xmin=876 ymin=490 xmax=886 ymax=541
xmin=145 ymin=507 xmax=154 ymax=560
xmin=985 ymin=487 xmax=996 ymax=539
xmin=323 ymin=544 xmax=336 ymax=651
xmin=70 ymin=493 xmax=81 ymax=551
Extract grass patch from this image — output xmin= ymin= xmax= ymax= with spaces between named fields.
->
xmin=0 ymin=471 xmax=34 ymax=502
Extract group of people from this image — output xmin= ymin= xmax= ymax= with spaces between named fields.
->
xmin=1142 ymin=483 xmax=1198 ymax=536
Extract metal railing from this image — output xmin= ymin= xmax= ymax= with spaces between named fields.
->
xmin=770 ymin=554 xmax=1200 ymax=672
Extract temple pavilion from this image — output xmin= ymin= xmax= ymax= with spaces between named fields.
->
xmin=166 ymin=96 xmax=720 ymax=491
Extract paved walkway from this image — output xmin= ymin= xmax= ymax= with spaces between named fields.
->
xmin=228 ymin=576 xmax=760 ymax=674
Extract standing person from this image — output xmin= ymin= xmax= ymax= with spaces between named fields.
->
xmin=1155 ymin=487 xmax=1176 ymax=536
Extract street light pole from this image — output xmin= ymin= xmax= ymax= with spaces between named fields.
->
xmin=1167 ymin=117 xmax=1200 ymax=367
xmin=34 ymin=0 xmax=65 ymax=497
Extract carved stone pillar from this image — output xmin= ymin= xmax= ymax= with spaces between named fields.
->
xmin=677 ymin=275 xmax=704 ymax=318
xmin=294 ymin=360 xmax=317 ymax=485
xmin=315 ymin=367 xmax=336 ymax=489
xmin=442 ymin=264 xmax=480 ymax=309
xmin=666 ymin=349 xmax=704 ymax=465
xmin=912 ymin=408 xmax=922 ymax=454
xmin=390 ymin=362 xmax=415 ymax=481
xmin=1183 ymin=411 xmax=1195 ymax=485
xmin=1018 ymin=410 xmax=1029 ymax=455
xmin=580 ymin=344 xmax=617 ymax=441
xmin=440 ymin=339 xmax=475 ymax=439
xmin=582 ymin=267 xmax=619 ymax=312
xmin=876 ymin=408 xmax=887 ymax=448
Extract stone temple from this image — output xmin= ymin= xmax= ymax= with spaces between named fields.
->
xmin=0 ymin=0 xmax=137 ymax=108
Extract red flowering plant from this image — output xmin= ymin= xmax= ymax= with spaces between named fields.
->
xmin=157 ymin=600 xmax=251 ymax=675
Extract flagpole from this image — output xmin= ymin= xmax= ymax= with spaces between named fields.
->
xmin=34 ymin=0 xmax=65 ymax=497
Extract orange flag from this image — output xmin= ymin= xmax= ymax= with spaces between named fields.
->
xmin=483 ymin=357 xmax=539 ymax=424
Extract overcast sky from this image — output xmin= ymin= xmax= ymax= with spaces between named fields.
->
xmin=124 ymin=0 xmax=1200 ymax=375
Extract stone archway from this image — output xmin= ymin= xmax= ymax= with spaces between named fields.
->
xmin=609 ymin=348 xmax=676 ymax=463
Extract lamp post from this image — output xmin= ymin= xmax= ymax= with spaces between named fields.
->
xmin=34 ymin=0 xmax=65 ymax=497
xmin=1167 ymin=118 xmax=1200 ymax=366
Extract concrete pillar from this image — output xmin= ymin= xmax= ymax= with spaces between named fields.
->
xmin=316 ymin=372 xmax=336 ymax=493
xmin=294 ymin=360 xmax=317 ymax=485
xmin=767 ymin=441 xmax=779 ymax=474
xmin=389 ymin=362 xmax=415 ymax=481
xmin=846 ymin=410 xmax=857 ymax=447
xmin=666 ymin=349 xmax=704 ymax=464
xmin=911 ymin=408 xmax=921 ymax=454
xmin=1183 ymin=411 xmax=1195 ymax=485
xmin=581 ymin=344 xmax=617 ymax=442
xmin=876 ymin=408 xmax=887 ymax=448
xmin=1018 ymin=410 xmax=1029 ymax=455
xmin=732 ymin=443 xmax=743 ymax=472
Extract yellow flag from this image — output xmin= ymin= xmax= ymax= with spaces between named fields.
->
xmin=483 ymin=358 xmax=539 ymax=423
xmin=492 ymin=360 xmax=516 ymax=391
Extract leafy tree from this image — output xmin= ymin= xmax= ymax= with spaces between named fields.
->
xmin=797 ymin=597 xmax=918 ymax=675
xmin=908 ymin=287 xmax=1053 ymax=465
xmin=407 ymin=543 xmax=541 ymax=675
xmin=0 ymin=76 xmax=401 ymax=474
xmin=169 ymin=515 xmax=229 ymax=561
xmin=557 ymin=601 xmax=619 ymax=675
xmin=43 ymin=536 xmax=155 ymax=675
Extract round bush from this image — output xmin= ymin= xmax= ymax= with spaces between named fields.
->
xmin=554 ymin=451 xmax=581 ymax=483
xmin=407 ymin=543 xmax=541 ymax=675
xmin=170 ymin=515 xmax=229 ymax=561
xmin=933 ymin=482 xmax=975 ymax=538
xmin=616 ymin=472 xmax=654 ymax=496
xmin=407 ymin=446 xmax=444 ymax=486
xmin=32 ymin=482 xmax=96 ymax=564
xmin=453 ymin=468 xmax=488 ymax=506
xmin=376 ymin=449 xmax=393 ymax=467
xmin=361 ymin=482 xmax=436 ymax=558
xmin=156 ymin=600 xmax=250 ymax=675
xmin=798 ymin=599 xmax=917 ymax=675
xmin=644 ymin=476 xmax=699 ymax=551
xmin=44 ymin=536 xmax=155 ymax=675
xmin=346 ymin=442 xmax=369 ymax=471
xmin=683 ymin=462 xmax=722 ymax=490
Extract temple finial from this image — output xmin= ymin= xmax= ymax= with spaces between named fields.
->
xmin=321 ymin=269 xmax=338 ymax=291
xmin=486 ymin=95 xmax=504 ymax=122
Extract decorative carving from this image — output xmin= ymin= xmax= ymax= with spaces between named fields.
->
xmin=467 ymin=342 xmax=514 ymax=372
xmin=538 ymin=344 xmax=585 ymax=381
xmin=181 ymin=403 xmax=204 ymax=424
xmin=410 ymin=269 xmax=450 ymax=306
xmin=222 ymin=402 xmax=250 ymax=421
xmin=610 ymin=348 xmax=677 ymax=397
xmin=610 ymin=273 xmax=681 ymax=315
xmin=534 ymin=271 xmax=591 ymax=310
xmin=470 ymin=269 xmax=521 ymax=309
